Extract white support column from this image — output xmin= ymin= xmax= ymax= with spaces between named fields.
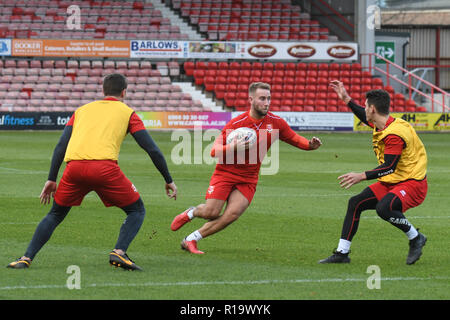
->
xmin=356 ymin=0 xmax=377 ymax=72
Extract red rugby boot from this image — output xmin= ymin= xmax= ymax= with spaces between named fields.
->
xmin=171 ymin=207 xmax=194 ymax=231
xmin=181 ymin=238 xmax=204 ymax=254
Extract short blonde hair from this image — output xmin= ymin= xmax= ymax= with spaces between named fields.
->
xmin=248 ymin=82 xmax=271 ymax=96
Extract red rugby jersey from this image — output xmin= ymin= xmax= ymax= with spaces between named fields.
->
xmin=211 ymin=110 xmax=310 ymax=183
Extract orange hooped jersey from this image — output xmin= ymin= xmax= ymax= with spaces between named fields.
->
xmin=372 ymin=118 xmax=427 ymax=184
xmin=64 ymin=100 xmax=134 ymax=162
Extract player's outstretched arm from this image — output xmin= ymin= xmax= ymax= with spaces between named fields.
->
xmin=330 ymin=80 xmax=370 ymax=126
xmin=132 ymin=129 xmax=173 ymax=185
xmin=330 ymin=80 xmax=351 ymax=104
xmin=338 ymin=172 xmax=367 ymax=189
xmin=281 ymin=128 xmax=322 ymax=151
xmin=338 ymin=154 xmax=400 ymax=189
xmin=277 ymin=115 xmax=322 ymax=151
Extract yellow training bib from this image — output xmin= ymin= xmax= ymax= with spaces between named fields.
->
xmin=64 ymin=100 xmax=134 ymax=162
xmin=372 ymin=118 xmax=427 ymax=184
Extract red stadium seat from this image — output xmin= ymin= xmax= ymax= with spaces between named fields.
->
xmin=214 ymin=84 xmax=226 ymax=99
xmin=416 ymin=106 xmax=427 ymax=112
xmin=405 ymin=100 xmax=416 ymax=112
xmin=351 ymin=63 xmax=362 ymax=71
xmin=316 ymin=106 xmax=326 ymax=112
xmin=193 ymin=69 xmax=205 ymax=85
xmin=327 ymin=106 xmax=338 ymax=112
xmin=224 ymin=92 xmax=236 ymax=107
xmin=204 ymin=76 xmax=215 ymax=91
xmin=184 ymin=62 xmax=195 ymax=76
xmin=235 ymin=99 xmax=248 ymax=111
xmin=218 ymin=62 xmax=229 ymax=71
xmin=251 ymin=62 xmax=262 ymax=70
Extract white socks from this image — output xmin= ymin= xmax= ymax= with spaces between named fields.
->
xmin=186 ymin=230 xmax=203 ymax=242
xmin=185 ymin=208 xmax=201 ymax=242
xmin=405 ymin=225 xmax=419 ymax=240
xmin=337 ymin=239 xmax=351 ymax=254
xmin=187 ymin=207 xmax=195 ymax=220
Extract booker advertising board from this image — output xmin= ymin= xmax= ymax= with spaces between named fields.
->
xmin=12 ymin=39 xmax=130 ymax=57
xmin=0 ymin=38 xmax=12 ymax=56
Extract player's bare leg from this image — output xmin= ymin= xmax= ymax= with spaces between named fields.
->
xmin=178 ymin=199 xmax=226 ymax=254
xmin=171 ymin=199 xmax=225 ymax=231
xmin=181 ymin=189 xmax=249 ymax=254
xmin=198 ymin=189 xmax=249 ymax=238
xmin=193 ymin=199 xmax=226 ymax=220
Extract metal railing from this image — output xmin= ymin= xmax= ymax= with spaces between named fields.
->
xmin=361 ymin=52 xmax=450 ymax=113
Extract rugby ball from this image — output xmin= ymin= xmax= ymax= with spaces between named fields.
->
xmin=226 ymin=127 xmax=257 ymax=147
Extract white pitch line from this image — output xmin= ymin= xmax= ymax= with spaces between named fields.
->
xmin=0 ymin=222 xmax=40 ymax=225
xmin=1 ymin=276 xmax=449 ymax=291
xmin=0 ymin=166 xmax=47 ymax=174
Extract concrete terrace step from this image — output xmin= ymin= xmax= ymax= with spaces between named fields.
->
xmin=173 ymin=81 xmax=224 ymax=112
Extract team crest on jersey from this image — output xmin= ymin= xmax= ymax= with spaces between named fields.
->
xmin=207 ymin=186 xmax=214 ymax=194
xmin=266 ymin=124 xmax=273 ymax=132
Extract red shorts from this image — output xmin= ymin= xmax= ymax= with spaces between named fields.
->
xmin=205 ymin=172 xmax=257 ymax=204
xmin=54 ymin=160 xmax=140 ymax=208
xmin=369 ymin=178 xmax=428 ymax=212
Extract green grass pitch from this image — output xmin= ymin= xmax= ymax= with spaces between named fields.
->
xmin=0 ymin=130 xmax=449 ymax=300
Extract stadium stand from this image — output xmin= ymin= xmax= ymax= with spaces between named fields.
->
xmin=0 ymin=0 xmax=426 ymax=113
xmin=0 ymin=58 xmax=211 ymax=112
xmin=186 ymin=60 xmax=422 ymax=112
xmin=170 ymin=0 xmax=337 ymax=41
xmin=0 ymin=0 xmax=189 ymax=40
